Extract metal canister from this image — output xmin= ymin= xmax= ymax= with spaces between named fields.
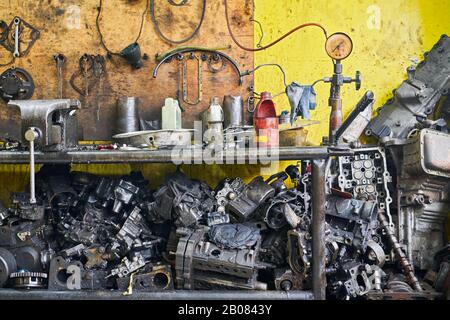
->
xmin=116 ymin=97 xmax=140 ymax=134
xmin=202 ymin=97 xmax=224 ymax=145
xmin=223 ymin=95 xmax=243 ymax=128
xmin=254 ymin=92 xmax=279 ymax=148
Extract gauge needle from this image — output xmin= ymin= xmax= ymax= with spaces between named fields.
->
xmin=332 ymin=41 xmax=345 ymax=52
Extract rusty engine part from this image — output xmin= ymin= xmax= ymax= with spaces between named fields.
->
xmin=0 ymin=67 xmax=35 ymax=102
xmin=366 ymin=35 xmax=450 ymax=142
xmin=378 ymin=210 xmax=422 ymax=291
xmin=387 ymin=129 xmax=450 ymax=271
xmin=175 ymin=225 xmax=267 ymax=290
xmin=0 ymin=158 xmax=441 ymax=299
xmin=335 ymin=90 xmax=375 ymax=144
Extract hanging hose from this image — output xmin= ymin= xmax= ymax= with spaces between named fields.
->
xmin=224 ymin=0 xmax=328 ymax=52
xmin=150 ymin=0 xmax=206 ymax=44
xmin=96 ymin=0 xmax=149 ymax=56
xmin=242 ymin=63 xmax=288 ymax=87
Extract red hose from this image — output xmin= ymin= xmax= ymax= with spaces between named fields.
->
xmin=224 ymin=0 xmax=328 ymax=52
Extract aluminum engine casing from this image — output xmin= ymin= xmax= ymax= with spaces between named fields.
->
xmin=175 ymin=227 xmax=266 ymax=290
xmin=395 ymin=129 xmax=450 ymax=270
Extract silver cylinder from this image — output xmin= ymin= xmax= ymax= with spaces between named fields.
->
xmin=312 ymin=159 xmax=327 ymax=300
xmin=116 ymin=97 xmax=140 ymax=134
xmin=223 ymin=95 xmax=243 ymax=128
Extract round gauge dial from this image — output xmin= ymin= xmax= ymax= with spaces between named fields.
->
xmin=325 ymin=32 xmax=353 ymax=60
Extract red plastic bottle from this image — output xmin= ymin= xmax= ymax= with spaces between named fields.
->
xmin=253 ymin=92 xmax=279 ymax=148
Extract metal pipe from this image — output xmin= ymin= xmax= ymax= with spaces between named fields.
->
xmin=116 ymin=97 xmax=140 ymax=134
xmin=312 ymin=159 xmax=327 ymax=300
xmin=0 ymin=289 xmax=314 ymax=300
xmin=24 ymin=128 xmax=39 ymax=204
xmin=406 ymin=207 xmax=414 ymax=270
xmin=29 ymin=138 xmax=36 ymax=204
xmin=0 ymin=147 xmax=353 ymax=164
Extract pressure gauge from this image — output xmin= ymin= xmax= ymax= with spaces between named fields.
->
xmin=325 ymin=32 xmax=353 ymax=60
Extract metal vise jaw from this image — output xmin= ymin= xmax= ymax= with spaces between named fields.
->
xmin=8 ymin=99 xmax=81 ymax=150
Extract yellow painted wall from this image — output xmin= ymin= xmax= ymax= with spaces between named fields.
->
xmin=252 ymin=0 xmax=450 ymax=238
xmin=253 ymin=0 xmax=450 ymax=144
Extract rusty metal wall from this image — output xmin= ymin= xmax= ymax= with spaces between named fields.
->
xmin=0 ymin=0 xmax=254 ymax=140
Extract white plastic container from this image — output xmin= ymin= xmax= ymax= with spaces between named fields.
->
xmin=162 ymin=98 xmax=182 ymax=130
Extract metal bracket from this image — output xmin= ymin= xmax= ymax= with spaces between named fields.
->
xmin=180 ymin=53 xmax=203 ymax=105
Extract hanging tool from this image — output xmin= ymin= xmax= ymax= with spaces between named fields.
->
xmin=167 ymin=0 xmax=189 ymax=6
xmin=150 ymin=0 xmax=206 ymax=44
xmin=0 ymin=16 xmax=40 ymax=60
xmin=96 ymin=0 xmax=148 ymax=69
xmin=154 ymin=48 xmax=243 ymax=85
xmin=54 ymin=54 xmax=66 ymax=99
xmin=180 ymin=52 xmax=203 ymax=105
xmin=154 ymin=48 xmax=243 ymax=106
xmin=13 ymin=17 xmax=20 ymax=58
xmin=69 ymin=54 xmax=106 ymax=97
xmin=0 ymin=67 xmax=35 ymax=102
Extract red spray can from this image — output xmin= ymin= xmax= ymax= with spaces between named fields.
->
xmin=253 ymin=92 xmax=279 ymax=148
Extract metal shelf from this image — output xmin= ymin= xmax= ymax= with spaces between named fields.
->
xmin=0 ymin=289 xmax=314 ymax=300
xmin=0 ymin=146 xmax=352 ymax=164
xmin=0 ymin=147 xmax=335 ymax=300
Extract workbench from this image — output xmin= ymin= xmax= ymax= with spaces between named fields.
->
xmin=0 ymin=145 xmax=352 ymax=300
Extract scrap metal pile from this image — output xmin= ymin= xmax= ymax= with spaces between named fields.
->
xmin=0 ymin=140 xmax=448 ymax=299
xmin=0 ymin=159 xmax=388 ymax=296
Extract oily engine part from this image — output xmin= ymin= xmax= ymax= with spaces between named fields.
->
xmin=390 ymin=129 xmax=450 ymax=270
xmin=325 ymin=196 xmax=378 ymax=249
xmin=0 ymin=248 xmax=17 ymax=287
xmin=48 ymin=256 xmax=110 ymax=291
xmin=0 ymin=163 xmax=443 ymax=299
xmin=175 ymin=227 xmax=267 ymax=290
xmin=260 ymin=189 xmax=307 ymax=230
xmin=216 ymin=176 xmax=275 ymax=222
xmin=329 ymin=147 xmax=394 ymax=227
xmin=366 ymin=34 xmax=450 ymax=142
xmin=116 ymin=264 xmax=174 ymax=291
xmin=10 ymin=271 xmax=47 ymax=289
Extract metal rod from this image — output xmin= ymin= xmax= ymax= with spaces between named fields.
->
xmin=29 ymin=138 xmax=36 ymax=204
xmin=0 ymin=289 xmax=314 ymax=300
xmin=312 ymin=159 xmax=327 ymax=300
xmin=379 ymin=210 xmax=422 ymax=291
xmin=0 ymin=147 xmax=353 ymax=164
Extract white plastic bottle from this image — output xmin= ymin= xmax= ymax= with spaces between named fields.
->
xmin=162 ymin=98 xmax=182 ymax=130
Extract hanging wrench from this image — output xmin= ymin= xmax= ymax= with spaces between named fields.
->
xmin=54 ymin=54 xmax=66 ymax=99
xmin=13 ymin=17 xmax=20 ymax=58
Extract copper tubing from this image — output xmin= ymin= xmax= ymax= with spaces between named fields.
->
xmin=224 ymin=0 xmax=328 ymax=52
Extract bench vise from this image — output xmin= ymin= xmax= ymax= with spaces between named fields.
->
xmin=8 ymin=99 xmax=81 ymax=150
